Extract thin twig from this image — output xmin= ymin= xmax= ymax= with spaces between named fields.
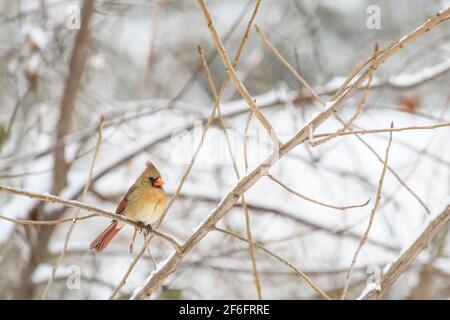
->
xmin=357 ymin=137 xmax=431 ymax=214
xmin=197 ymin=0 xmax=280 ymax=146
xmin=146 ymin=242 xmax=157 ymax=270
xmin=341 ymin=122 xmax=394 ymax=299
xmin=42 ymin=116 xmax=104 ymax=299
xmin=0 ymin=185 xmax=181 ymax=250
xmin=0 ymin=214 xmax=97 ymax=225
xmin=343 ymin=44 xmax=379 ymax=130
xmin=268 ymin=175 xmax=370 ymax=211
xmin=311 ymin=44 xmax=379 ymax=146
xmin=242 ymin=112 xmax=261 ymax=300
xmin=109 ymin=241 xmax=148 ymax=300
xmin=332 ymin=47 xmax=385 ymax=100
xmin=244 ymin=112 xmax=253 ymax=170
xmin=212 ymin=226 xmax=331 ymax=300
xmin=130 ymin=228 xmax=138 ymax=254
xmin=255 ymin=25 xmax=325 ymax=106
xmin=313 ymin=122 xmax=450 ymax=140
xmin=198 ymin=45 xmax=263 ymax=299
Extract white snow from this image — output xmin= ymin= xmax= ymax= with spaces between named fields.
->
xmin=21 ymin=24 xmax=49 ymax=49
xmin=357 ymin=282 xmax=380 ymax=300
xmin=130 ymin=254 xmax=174 ymax=299
xmin=389 ymin=59 xmax=450 ymax=87
xmin=324 ymin=100 xmax=336 ymax=109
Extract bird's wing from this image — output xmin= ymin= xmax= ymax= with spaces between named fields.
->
xmin=115 ymin=184 xmax=137 ymax=215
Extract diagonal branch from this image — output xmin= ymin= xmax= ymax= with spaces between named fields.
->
xmin=198 ymin=45 xmax=263 ymax=299
xmin=213 ymin=226 xmax=331 ymax=300
xmin=341 ymin=122 xmax=394 ymax=299
xmin=197 ymin=0 xmax=280 ymax=146
xmin=361 ymin=203 xmax=450 ymax=299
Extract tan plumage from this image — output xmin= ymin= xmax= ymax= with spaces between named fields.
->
xmin=90 ymin=162 xmax=167 ymax=252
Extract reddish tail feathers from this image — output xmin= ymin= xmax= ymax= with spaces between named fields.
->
xmin=90 ymin=221 xmax=121 ymax=252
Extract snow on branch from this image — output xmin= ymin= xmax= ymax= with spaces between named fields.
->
xmin=360 ymin=202 xmax=450 ymax=300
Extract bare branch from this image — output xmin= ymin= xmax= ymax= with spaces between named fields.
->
xmin=255 ymin=25 xmax=326 ymax=106
xmin=341 ymin=122 xmax=394 ymax=299
xmin=0 ymin=214 xmax=97 ymax=225
xmin=310 ymin=44 xmax=379 ymax=146
xmin=0 ymin=185 xmax=181 ymax=251
xmin=198 ymin=44 xmax=263 ymax=299
xmin=197 ymin=0 xmax=280 ymax=145
xmin=212 ymin=226 xmax=331 ymax=300
xmin=314 ymin=122 xmax=450 ymax=140
xmin=361 ymin=203 xmax=450 ymax=299
xmin=41 ymin=116 xmax=104 ymax=299
xmin=268 ymin=174 xmax=370 ymax=211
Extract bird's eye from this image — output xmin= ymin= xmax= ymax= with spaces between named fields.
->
xmin=148 ymin=177 xmax=156 ymax=184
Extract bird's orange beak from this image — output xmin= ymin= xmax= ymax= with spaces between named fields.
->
xmin=154 ymin=178 xmax=165 ymax=187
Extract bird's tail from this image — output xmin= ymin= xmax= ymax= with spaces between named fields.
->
xmin=90 ymin=221 xmax=122 ymax=252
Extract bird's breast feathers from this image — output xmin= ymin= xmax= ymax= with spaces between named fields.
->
xmin=124 ymin=187 xmax=167 ymax=225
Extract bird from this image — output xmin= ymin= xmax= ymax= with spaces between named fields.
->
xmin=90 ymin=161 xmax=167 ymax=252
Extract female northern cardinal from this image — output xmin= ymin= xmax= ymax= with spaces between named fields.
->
xmin=90 ymin=161 xmax=167 ymax=252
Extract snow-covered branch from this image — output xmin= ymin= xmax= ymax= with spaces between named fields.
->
xmin=360 ymin=202 xmax=450 ymax=299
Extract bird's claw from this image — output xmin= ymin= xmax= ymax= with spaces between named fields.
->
xmin=136 ymin=222 xmax=152 ymax=236
xmin=136 ymin=222 xmax=146 ymax=233
xmin=143 ymin=224 xmax=153 ymax=236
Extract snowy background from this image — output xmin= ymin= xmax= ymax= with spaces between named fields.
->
xmin=0 ymin=0 xmax=449 ymax=299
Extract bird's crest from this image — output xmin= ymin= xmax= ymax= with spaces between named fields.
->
xmin=144 ymin=161 xmax=162 ymax=179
